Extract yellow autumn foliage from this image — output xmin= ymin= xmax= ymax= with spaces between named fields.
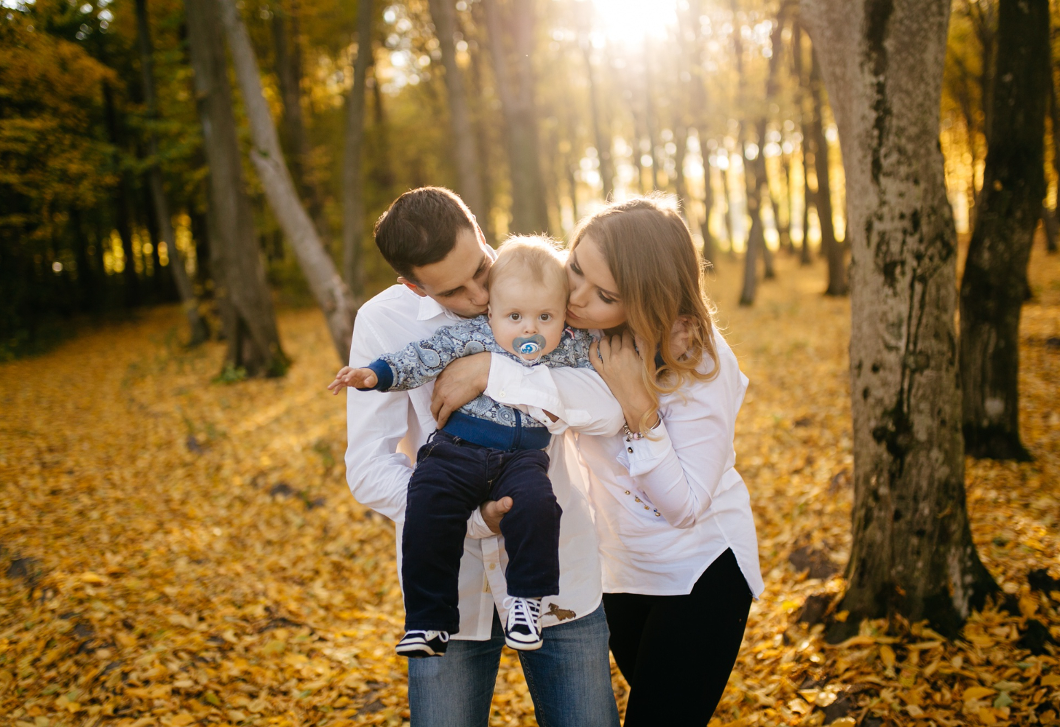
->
xmin=1 ymin=249 xmax=1058 ymax=726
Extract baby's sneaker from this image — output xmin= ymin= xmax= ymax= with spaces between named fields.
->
xmin=504 ymin=597 xmax=543 ymax=651
xmin=396 ymin=630 xmax=449 ymax=658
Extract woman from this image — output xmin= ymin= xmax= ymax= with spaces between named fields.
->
xmin=568 ymin=195 xmax=763 ymax=725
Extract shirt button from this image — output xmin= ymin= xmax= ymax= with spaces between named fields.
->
xmin=489 ymin=563 xmax=496 ymax=570
xmin=624 ymin=490 xmax=630 ymax=495
xmin=627 ymin=447 xmax=633 ymax=453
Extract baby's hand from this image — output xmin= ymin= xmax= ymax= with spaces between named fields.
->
xmin=327 ymin=366 xmax=378 ymax=394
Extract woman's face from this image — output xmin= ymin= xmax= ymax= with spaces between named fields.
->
xmin=565 ymin=235 xmax=628 ymax=331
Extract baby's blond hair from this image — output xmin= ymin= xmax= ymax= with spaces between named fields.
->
xmin=488 ymin=235 xmax=568 ymax=297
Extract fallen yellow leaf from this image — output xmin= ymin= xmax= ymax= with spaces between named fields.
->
xmin=964 ymin=686 xmax=996 ymax=702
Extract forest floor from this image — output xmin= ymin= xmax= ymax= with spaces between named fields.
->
xmin=1 ymin=246 xmax=1058 ymax=727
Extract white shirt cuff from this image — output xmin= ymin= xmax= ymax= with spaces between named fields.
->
xmin=466 ymin=508 xmax=496 ymax=540
xmin=617 ymin=419 xmax=672 ymax=477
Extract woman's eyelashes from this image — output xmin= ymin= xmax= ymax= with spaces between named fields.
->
xmin=598 ymin=291 xmax=617 ymax=305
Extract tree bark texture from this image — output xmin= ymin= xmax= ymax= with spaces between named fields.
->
xmin=801 ymin=0 xmax=996 ymax=636
xmin=136 ymin=0 xmax=208 ymax=345
xmin=483 ymin=0 xmax=548 ymax=234
xmin=217 ymin=0 xmax=356 ymax=362
xmin=426 ymin=0 xmax=487 ymax=227
xmin=809 ymin=49 xmax=847 ymax=295
xmin=959 ymin=0 xmax=1049 ymax=461
xmin=185 ymin=0 xmax=287 ymax=376
xmin=342 ymin=0 xmax=373 ymax=301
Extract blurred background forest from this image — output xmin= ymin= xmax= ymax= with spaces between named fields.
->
xmin=4 ymin=0 xmax=1058 ymax=362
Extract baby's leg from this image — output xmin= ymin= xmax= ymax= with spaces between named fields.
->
xmin=401 ymin=438 xmax=490 ymax=633
xmin=489 ymin=449 xmax=561 ymax=598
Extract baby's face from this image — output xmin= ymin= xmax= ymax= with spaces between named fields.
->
xmin=488 ymin=276 xmax=568 ymax=362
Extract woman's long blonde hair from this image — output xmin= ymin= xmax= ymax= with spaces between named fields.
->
xmin=570 ymin=194 xmax=719 ymax=428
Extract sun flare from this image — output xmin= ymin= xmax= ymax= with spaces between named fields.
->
xmin=590 ymin=0 xmax=680 ymax=45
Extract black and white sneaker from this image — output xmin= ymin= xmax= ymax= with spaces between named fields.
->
xmin=396 ymin=630 xmax=449 ymax=658
xmin=504 ymin=597 xmax=543 ymax=651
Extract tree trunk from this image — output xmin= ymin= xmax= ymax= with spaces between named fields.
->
xmin=809 ymin=48 xmax=847 ymax=295
xmin=801 ymin=163 xmax=814 ymax=265
xmin=483 ymin=0 xmax=548 ymax=233
xmin=1043 ymin=205 xmax=1059 ymax=253
xmin=217 ymin=0 xmax=356 ymax=362
xmin=801 ymin=0 xmax=996 ymax=637
xmin=581 ymin=42 xmax=614 ymax=200
xmin=959 ymin=0 xmax=1048 ymax=461
xmin=426 ymin=0 xmax=487 ymax=226
xmin=342 ymin=0 xmax=373 ymax=301
xmin=137 ymin=0 xmax=208 ymax=344
xmin=185 ymin=0 xmax=287 ymax=376
xmin=101 ymin=82 xmax=140 ymax=308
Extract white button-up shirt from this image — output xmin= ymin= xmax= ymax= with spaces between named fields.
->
xmin=523 ymin=331 xmax=764 ymax=597
xmin=345 ymin=285 xmax=624 ymax=640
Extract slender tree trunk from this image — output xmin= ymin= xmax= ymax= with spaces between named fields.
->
xmin=483 ymin=0 xmax=548 ymax=233
xmin=137 ymin=0 xmax=208 ymax=344
xmin=801 ymin=158 xmax=814 ymax=265
xmin=1042 ymin=205 xmax=1059 ymax=253
xmin=370 ymin=66 xmax=396 ymax=192
xmin=217 ymin=0 xmax=356 ymax=362
xmin=272 ymin=0 xmax=329 ymax=243
xmin=801 ymin=0 xmax=996 ymax=636
xmin=342 ymin=0 xmax=372 ymax=301
xmin=426 ymin=0 xmax=487 ymax=225
xmin=809 ymin=48 xmax=847 ymax=294
xmin=185 ymin=0 xmax=287 ymax=375
xmin=959 ymin=0 xmax=1048 ymax=461
xmin=581 ymin=42 xmax=614 ymax=200
xmin=101 ymin=82 xmax=140 ymax=308
xmin=1047 ymin=73 xmax=1060 ymax=254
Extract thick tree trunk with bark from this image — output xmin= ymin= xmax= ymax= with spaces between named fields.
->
xmin=809 ymin=49 xmax=847 ymax=295
xmin=959 ymin=0 xmax=1048 ymax=461
xmin=217 ymin=0 xmax=356 ymax=362
xmin=801 ymin=0 xmax=996 ymax=636
xmin=185 ymin=0 xmax=287 ymax=376
xmin=137 ymin=0 xmax=208 ymax=344
xmin=483 ymin=0 xmax=548 ymax=234
xmin=342 ymin=0 xmax=373 ymax=301
xmin=426 ymin=0 xmax=487 ymax=226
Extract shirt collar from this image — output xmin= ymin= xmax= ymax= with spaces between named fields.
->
xmin=415 ymin=292 xmax=461 ymax=322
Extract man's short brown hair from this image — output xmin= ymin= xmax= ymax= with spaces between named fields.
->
xmin=373 ymin=187 xmax=476 ymax=281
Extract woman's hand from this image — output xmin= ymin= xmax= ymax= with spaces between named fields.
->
xmin=431 ymin=352 xmax=491 ymax=426
xmin=590 ymin=332 xmax=659 ymax=433
xmin=327 ymin=366 xmax=377 ymax=394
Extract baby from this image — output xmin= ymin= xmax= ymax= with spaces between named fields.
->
xmin=329 ymin=236 xmax=595 ymax=657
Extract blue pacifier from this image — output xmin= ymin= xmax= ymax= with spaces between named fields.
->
xmin=514 ymin=334 xmax=546 ymax=356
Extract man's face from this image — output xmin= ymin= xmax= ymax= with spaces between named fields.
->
xmin=401 ymin=227 xmax=496 ymax=318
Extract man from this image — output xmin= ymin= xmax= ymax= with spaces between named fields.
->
xmin=345 ymin=187 xmax=622 ymax=727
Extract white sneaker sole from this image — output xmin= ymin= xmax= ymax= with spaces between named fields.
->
xmin=505 ymin=635 xmax=544 ymax=651
xmin=396 ymin=640 xmax=445 ymax=657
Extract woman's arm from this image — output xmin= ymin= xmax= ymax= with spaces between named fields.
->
xmin=592 ymin=331 xmax=745 ymax=529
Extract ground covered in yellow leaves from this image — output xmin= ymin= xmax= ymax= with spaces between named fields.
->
xmin=2 ymin=247 xmax=1058 ymax=727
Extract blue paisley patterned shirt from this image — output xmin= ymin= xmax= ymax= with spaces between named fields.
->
xmin=367 ymin=315 xmax=595 ymax=430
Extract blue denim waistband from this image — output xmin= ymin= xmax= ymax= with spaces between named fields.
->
xmin=441 ymin=410 xmax=551 ymax=451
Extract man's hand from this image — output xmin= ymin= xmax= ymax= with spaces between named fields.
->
xmin=431 ymin=352 xmax=491 ymax=426
xmin=327 ymin=366 xmax=378 ymax=394
xmin=480 ymin=497 xmax=512 ymax=534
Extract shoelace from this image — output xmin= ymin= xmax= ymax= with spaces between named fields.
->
xmin=508 ymin=598 xmax=541 ymax=634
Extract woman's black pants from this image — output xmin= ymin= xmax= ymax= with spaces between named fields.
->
xmin=602 ymin=548 xmax=752 ymax=727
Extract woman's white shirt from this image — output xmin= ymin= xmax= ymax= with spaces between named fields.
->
xmin=575 ymin=332 xmax=765 ymax=597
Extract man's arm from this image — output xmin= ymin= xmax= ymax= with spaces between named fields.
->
xmin=345 ymin=315 xmax=415 ymax=522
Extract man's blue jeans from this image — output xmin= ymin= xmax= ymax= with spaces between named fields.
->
xmin=408 ymin=602 xmax=620 ymax=727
